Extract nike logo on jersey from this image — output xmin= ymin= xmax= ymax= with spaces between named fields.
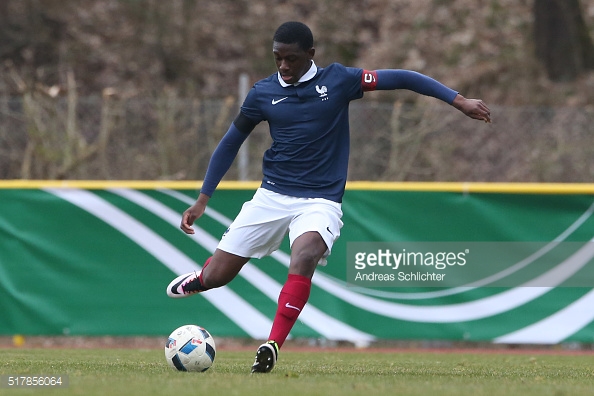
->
xmin=272 ymin=97 xmax=289 ymax=105
xmin=285 ymin=302 xmax=301 ymax=312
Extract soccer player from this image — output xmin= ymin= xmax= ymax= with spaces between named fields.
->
xmin=167 ymin=21 xmax=491 ymax=373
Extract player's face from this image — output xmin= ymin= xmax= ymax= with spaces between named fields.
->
xmin=273 ymin=42 xmax=315 ymax=85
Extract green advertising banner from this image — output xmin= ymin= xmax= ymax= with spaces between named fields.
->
xmin=1 ymin=181 xmax=594 ymax=345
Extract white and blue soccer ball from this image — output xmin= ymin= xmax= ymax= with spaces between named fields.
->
xmin=165 ymin=325 xmax=216 ymax=372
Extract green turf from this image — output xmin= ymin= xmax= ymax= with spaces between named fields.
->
xmin=1 ymin=348 xmax=593 ymax=396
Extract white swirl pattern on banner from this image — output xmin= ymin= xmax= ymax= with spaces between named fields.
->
xmin=159 ymin=188 xmax=594 ymax=343
xmin=51 ymin=187 xmax=374 ymax=345
xmin=46 ymin=187 xmax=594 ymax=344
xmin=45 ymin=188 xmax=272 ymax=339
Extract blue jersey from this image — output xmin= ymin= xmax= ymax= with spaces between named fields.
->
xmin=241 ymin=63 xmax=365 ymax=203
xmin=199 ymin=63 xmax=457 ymax=202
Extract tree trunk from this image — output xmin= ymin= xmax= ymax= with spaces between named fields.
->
xmin=534 ymin=0 xmax=594 ymax=81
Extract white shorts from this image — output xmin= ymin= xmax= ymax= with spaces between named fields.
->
xmin=217 ymin=188 xmax=343 ymax=265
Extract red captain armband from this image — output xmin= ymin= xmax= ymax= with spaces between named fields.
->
xmin=361 ymin=70 xmax=378 ymax=92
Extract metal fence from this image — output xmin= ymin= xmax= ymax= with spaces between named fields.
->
xmin=1 ymin=93 xmax=593 ymax=182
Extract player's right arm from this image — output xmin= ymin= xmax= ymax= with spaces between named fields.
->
xmin=180 ymin=113 xmax=257 ymax=234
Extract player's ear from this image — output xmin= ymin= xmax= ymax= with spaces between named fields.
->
xmin=307 ymin=47 xmax=315 ymax=59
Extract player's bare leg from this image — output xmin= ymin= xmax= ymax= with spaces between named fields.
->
xmin=287 ymin=231 xmax=328 ymax=278
xmin=200 ymin=249 xmax=250 ymax=288
xmin=166 ymin=249 xmax=249 ymax=298
xmin=252 ymin=231 xmax=327 ymax=373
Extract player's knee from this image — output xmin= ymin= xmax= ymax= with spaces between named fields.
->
xmin=289 ymin=249 xmax=321 ymax=277
xmin=293 ymin=249 xmax=319 ymax=266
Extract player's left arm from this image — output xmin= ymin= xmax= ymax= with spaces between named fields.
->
xmin=361 ymin=69 xmax=491 ymax=123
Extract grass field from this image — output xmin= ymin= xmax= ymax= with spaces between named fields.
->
xmin=1 ymin=347 xmax=593 ymax=396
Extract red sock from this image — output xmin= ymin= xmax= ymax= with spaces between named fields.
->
xmin=198 ymin=256 xmax=212 ymax=290
xmin=268 ymin=274 xmax=311 ymax=348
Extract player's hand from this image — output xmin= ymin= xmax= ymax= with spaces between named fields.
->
xmin=452 ymin=94 xmax=491 ymax=123
xmin=180 ymin=194 xmax=209 ymax=234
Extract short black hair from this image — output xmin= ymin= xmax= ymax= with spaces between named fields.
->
xmin=273 ymin=21 xmax=314 ymax=51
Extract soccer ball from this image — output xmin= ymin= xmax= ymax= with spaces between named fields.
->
xmin=164 ymin=325 xmax=216 ymax=372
